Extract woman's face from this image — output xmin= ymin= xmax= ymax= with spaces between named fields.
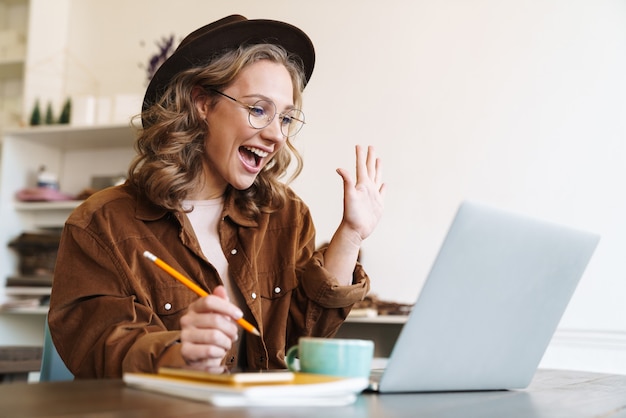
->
xmin=199 ymin=60 xmax=294 ymax=197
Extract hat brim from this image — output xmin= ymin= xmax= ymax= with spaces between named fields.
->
xmin=143 ymin=18 xmax=315 ymax=113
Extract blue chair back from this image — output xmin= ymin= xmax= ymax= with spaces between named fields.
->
xmin=40 ymin=319 xmax=73 ymax=382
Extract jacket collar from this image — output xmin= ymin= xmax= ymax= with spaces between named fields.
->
xmin=131 ymin=184 xmax=258 ymax=228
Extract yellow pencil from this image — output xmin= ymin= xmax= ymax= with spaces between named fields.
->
xmin=143 ymin=250 xmax=260 ymax=336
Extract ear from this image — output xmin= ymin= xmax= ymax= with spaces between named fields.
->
xmin=191 ymin=86 xmax=210 ymax=120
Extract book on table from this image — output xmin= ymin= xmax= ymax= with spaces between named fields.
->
xmin=123 ymin=367 xmax=369 ymax=407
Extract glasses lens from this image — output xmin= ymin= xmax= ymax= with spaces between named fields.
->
xmin=246 ymin=100 xmax=305 ymax=137
xmin=247 ymin=100 xmax=276 ymax=129
xmin=280 ymin=109 xmax=305 ymax=138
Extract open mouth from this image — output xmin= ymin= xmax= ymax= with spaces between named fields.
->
xmin=239 ymin=146 xmax=269 ymax=168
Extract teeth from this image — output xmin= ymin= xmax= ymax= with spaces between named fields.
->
xmin=244 ymin=146 xmax=269 ymax=158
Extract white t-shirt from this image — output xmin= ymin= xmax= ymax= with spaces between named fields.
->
xmin=182 ymin=198 xmax=230 ymax=292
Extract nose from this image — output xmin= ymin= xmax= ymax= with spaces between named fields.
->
xmin=260 ymin=114 xmax=286 ymax=143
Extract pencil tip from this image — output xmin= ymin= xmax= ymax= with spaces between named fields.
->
xmin=252 ymin=328 xmax=261 ymax=337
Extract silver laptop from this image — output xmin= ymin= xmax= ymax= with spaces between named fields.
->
xmin=372 ymin=201 xmax=599 ymax=393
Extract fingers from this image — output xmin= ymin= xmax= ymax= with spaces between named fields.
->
xmin=354 ymin=145 xmax=383 ymax=187
xmin=180 ymin=323 xmax=233 ymax=369
xmin=336 ymin=145 xmax=385 ymax=192
xmin=180 ymin=330 xmax=232 ymax=363
xmin=182 ymin=300 xmax=240 ymax=338
xmin=365 ymin=145 xmax=377 ymax=180
xmin=355 ymin=145 xmax=367 ymax=184
xmin=190 ymin=286 xmax=242 ymax=319
xmin=212 ymin=285 xmax=229 ymax=300
xmin=179 ymin=286 xmax=242 ymax=368
xmin=335 ymin=167 xmax=353 ymax=187
xmin=373 ymin=149 xmax=384 ymax=193
xmin=184 ymin=360 xmax=227 ymax=374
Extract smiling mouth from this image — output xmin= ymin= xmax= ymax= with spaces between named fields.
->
xmin=240 ymin=146 xmax=269 ymax=168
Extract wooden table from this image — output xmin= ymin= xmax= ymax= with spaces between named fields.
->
xmin=1 ymin=369 xmax=625 ymax=417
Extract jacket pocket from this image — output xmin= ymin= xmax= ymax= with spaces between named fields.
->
xmin=152 ymin=283 xmax=197 ymax=328
xmin=257 ymin=268 xmax=297 ymax=301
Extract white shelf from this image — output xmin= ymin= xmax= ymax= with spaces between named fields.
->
xmin=14 ymin=200 xmax=82 ymax=211
xmin=0 ymin=306 xmax=48 ymax=315
xmin=2 ymin=123 xmax=137 ymax=150
xmin=1 ymin=122 xmax=137 ymax=344
xmin=345 ymin=315 xmax=408 ymax=324
xmin=0 ymin=0 xmax=85 ymax=345
xmin=12 ymin=200 xmax=81 ymax=229
xmin=5 ymin=286 xmax=51 ymax=296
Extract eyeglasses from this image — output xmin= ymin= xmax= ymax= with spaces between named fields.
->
xmin=211 ymin=89 xmax=305 ymax=138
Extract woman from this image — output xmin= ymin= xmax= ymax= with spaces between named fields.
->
xmin=49 ymin=15 xmax=384 ymax=378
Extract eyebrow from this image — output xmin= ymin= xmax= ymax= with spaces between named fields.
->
xmin=241 ymin=93 xmax=296 ymax=111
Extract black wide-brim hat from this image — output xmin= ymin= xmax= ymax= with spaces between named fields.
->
xmin=142 ymin=14 xmax=315 ymax=113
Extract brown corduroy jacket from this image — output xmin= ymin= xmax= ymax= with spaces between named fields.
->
xmin=49 ymin=183 xmax=370 ymax=378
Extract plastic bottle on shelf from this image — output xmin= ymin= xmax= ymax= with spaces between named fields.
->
xmin=36 ymin=165 xmax=59 ymax=190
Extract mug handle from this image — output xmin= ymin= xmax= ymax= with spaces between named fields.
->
xmin=285 ymin=345 xmax=300 ymax=372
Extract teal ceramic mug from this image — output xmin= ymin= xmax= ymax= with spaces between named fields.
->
xmin=285 ymin=337 xmax=374 ymax=378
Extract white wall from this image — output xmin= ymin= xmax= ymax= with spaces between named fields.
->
xmin=25 ymin=0 xmax=626 ymax=372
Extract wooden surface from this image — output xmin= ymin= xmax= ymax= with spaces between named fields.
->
xmin=1 ymin=369 xmax=625 ymax=417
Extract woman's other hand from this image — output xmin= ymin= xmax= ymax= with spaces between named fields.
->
xmin=179 ymin=285 xmax=241 ymax=373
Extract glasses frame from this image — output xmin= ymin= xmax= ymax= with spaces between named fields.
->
xmin=210 ymin=89 xmax=305 ymax=138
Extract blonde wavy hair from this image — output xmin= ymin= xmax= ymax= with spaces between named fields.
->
xmin=128 ymin=43 xmax=306 ymax=218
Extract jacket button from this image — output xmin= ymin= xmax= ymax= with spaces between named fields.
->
xmin=251 ymin=292 xmax=257 ymax=299
xmin=164 ymin=303 xmax=172 ymax=311
xmin=274 ymin=287 xmax=281 ymax=294
xmin=231 ymin=249 xmax=237 ymax=255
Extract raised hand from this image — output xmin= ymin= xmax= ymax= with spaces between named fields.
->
xmin=325 ymin=145 xmax=385 ymax=285
xmin=336 ymin=145 xmax=385 ymax=244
